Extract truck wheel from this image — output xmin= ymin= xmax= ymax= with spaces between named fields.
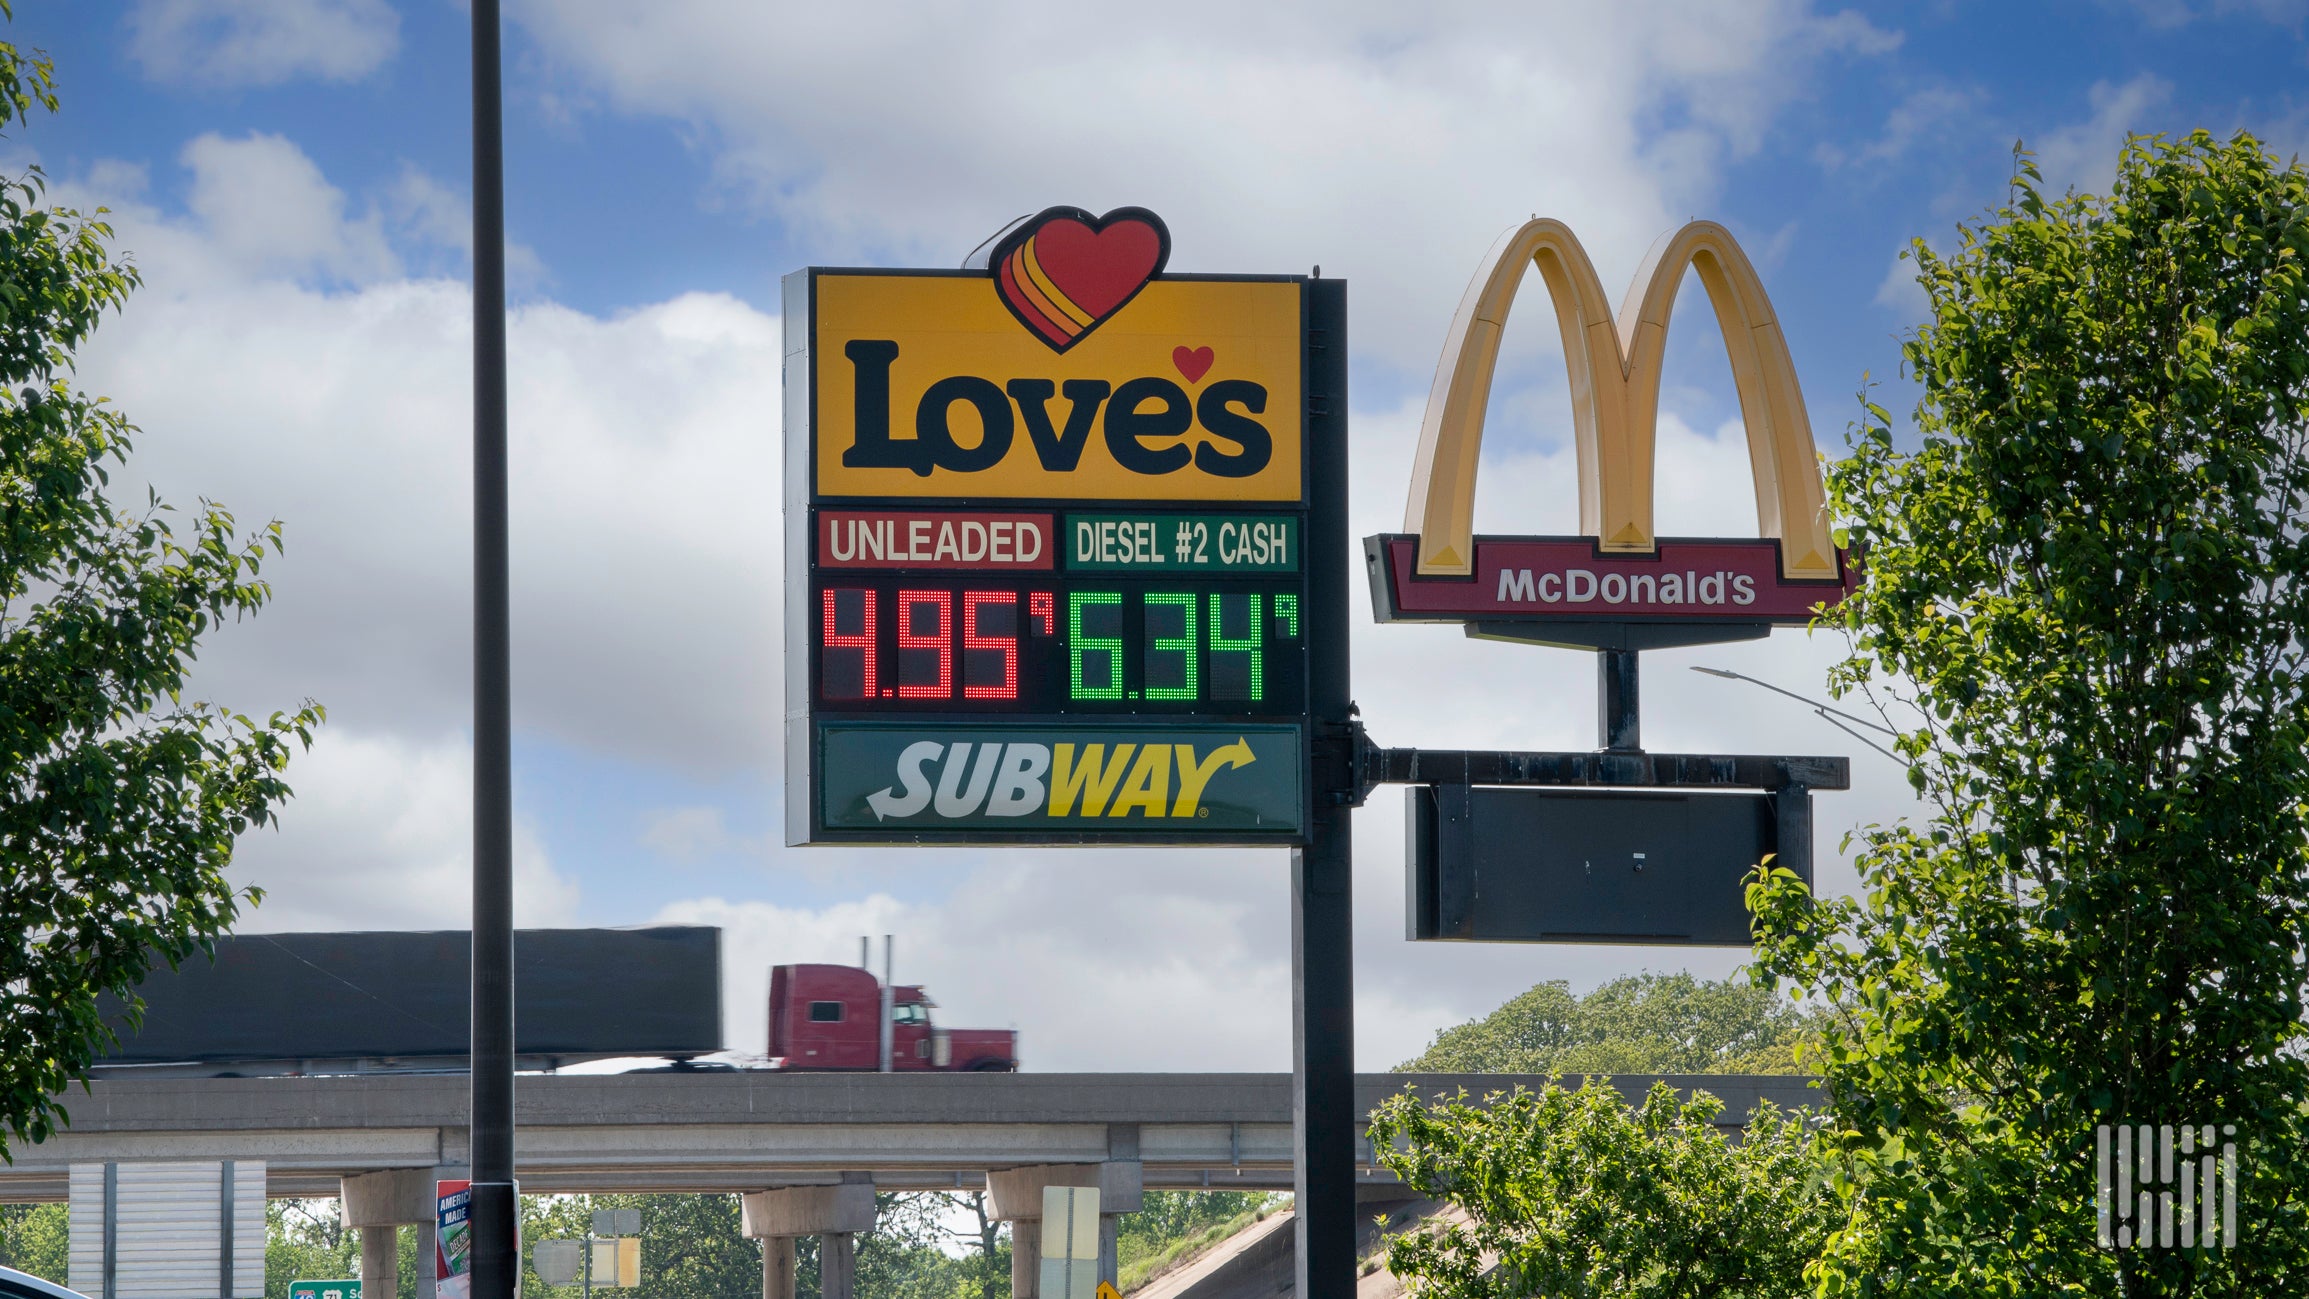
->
xmin=970 ymin=1060 xmax=1014 ymax=1073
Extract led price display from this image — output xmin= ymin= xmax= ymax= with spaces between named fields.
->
xmin=814 ymin=577 xmax=1304 ymax=716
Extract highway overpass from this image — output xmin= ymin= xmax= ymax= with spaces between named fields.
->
xmin=7 ymin=1071 xmax=1821 ymax=1299
xmin=2 ymin=1070 xmax=1820 ymax=1200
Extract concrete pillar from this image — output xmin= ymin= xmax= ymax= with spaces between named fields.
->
xmin=1099 ymin=1125 xmax=1134 ymax=1289
xmin=361 ymin=1227 xmax=399 ymax=1299
xmin=821 ymin=1232 xmax=857 ymax=1299
xmin=739 ymin=1177 xmax=876 ymax=1299
xmin=1009 ymin=1221 xmax=1040 ymax=1299
xmin=415 ymin=1217 xmax=437 ymax=1299
xmin=343 ymin=1168 xmax=464 ymax=1299
xmin=985 ymin=1164 xmax=1141 ymax=1299
xmin=741 ymin=1185 xmax=876 ymax=1239
xmin=761 ymin=1237 xmax=795 ymax=1299
xmin=985 ymin=1165 xmax=1144 ymax=1220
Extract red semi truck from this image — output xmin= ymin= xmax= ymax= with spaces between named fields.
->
xmin=768 ymin=964 xmax=1018 ymax=1071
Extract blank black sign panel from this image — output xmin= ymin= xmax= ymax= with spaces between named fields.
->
xmin=1406 ymin=787 xmax=1781 ymax=945
xmin=98 ymin=927 xmax=723 ymax=1064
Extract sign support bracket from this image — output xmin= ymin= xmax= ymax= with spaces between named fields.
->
xmin=1353 ymin=741 xmax=1849 ymax=799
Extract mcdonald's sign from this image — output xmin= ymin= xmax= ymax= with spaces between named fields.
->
xmin=1366 ymin=218 xmax=1857 ymax=650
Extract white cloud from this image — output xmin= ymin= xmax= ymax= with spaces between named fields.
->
xmin=227 ymin=729 xmax=582 ymax=932
xmin=509 ymin=0 xmax=1897 ymax=370
xmin=2034 ymin=74 xmax=2175 ymax=196
xmin=180 ymin=132 xmax=398 ymax=285
xmin=1816 ymin=85 xmax=1984 ymax=170
xmin=65 ymin=141 xmax=784 ymax=775
xmin=128 ymin=0 xmax=400 ymax=89
xmin=383 ymin=164 xmax=550 ymax=290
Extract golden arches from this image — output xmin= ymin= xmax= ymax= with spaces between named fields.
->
xmin=1403 ymin=218 xmax=1837 ymax=581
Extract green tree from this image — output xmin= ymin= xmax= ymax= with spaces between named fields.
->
xmin=265 ymin=1200 xmax=361 ymax=1299
xmin=1116 ymin=1191 xmax=1285 ymax=1289
xmin=521 ymin=1194 xmax=762 ymax=1299
xmin=1749 ymin=131 xmax=2309 ymax=1294
xmin=850 ymin=1193 xmax=1004 ymax=1299
xmin=628 ymin=1194 xmax=763 ymax=1299
xmin=0 ymin=1201 xmax=68 ymax=1282
xmin=464 ymin=1188 xmax=1288 ymax=1299
xmin=1369 ymin=1081 xmax=1829 ymax=1299
xmin=0 ymin=9 xmax=320 ymax=1158
xmin=1397 ymin=973 xmax=1825 ymax=1075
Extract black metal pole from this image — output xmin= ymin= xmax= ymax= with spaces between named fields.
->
xmin=1598 ymin=649 xmax=1640 ymax=751
xmin=1293 ymin=277 xmax=1355 ymax=1299
xmin=469 ymin=2 xmax=518 ymax=1296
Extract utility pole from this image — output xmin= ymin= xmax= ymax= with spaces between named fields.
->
xmin=468 ymin=2 xmax=517 ymax=1298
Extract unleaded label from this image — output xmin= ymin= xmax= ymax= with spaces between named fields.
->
xmin=818 ymin=510 xmax=1056 ymax=570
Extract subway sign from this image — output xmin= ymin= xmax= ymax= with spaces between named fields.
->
xmin=817 ymin=725 xmax=1301 ymax=833
xmin=785 ymin=206 xmax=1328 ymax=845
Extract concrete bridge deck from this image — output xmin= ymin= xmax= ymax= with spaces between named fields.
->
xmin=0 ymin=1071 xmax=1821 ymax=1201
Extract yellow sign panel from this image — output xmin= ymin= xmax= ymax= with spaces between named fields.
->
xmin=812 ymin=273 xmax=1303 ymax=502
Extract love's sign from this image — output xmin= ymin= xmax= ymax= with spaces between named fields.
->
xmin=784 ymin=206 xmax=1333 ymax=847
xmin=801 ymin=208 xmax=1303 ymax=503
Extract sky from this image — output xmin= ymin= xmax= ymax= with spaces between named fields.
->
xmin=12 ymin=0 xmax=2309 ymax=1072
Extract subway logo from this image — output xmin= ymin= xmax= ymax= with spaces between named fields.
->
xmin=818 ymin=724 xmax=1302 ymax=834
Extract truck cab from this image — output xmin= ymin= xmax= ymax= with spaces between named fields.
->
xmin=768 ymin=964 xmax=1017 ymax=1071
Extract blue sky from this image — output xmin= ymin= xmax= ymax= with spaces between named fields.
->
xmin=17 ymin=1 xmax=2309 ymax=1069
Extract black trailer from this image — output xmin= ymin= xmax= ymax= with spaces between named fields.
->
xmin=96 ymin=926 xmax=723 ymax=1073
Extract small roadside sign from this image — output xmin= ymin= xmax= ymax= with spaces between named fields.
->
xmin=1038 ymin=1186 xmax=1101 ymax=1299
xmin=535 ymin=1237 xmax=640 ymax=1291
xmin=436 ymin=1180 xmax=472 ymax=1299
xmin=289 ymin=1281 xmax=360 ymax=1299
xmin=534 ymin=1242 xmax=582 ymax=1288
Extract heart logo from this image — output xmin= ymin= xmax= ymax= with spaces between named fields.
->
xmin=990 ymin=206 xmax=1171 ymax=353
xmin=1172 ymin=346 xmax=1214 ymax=382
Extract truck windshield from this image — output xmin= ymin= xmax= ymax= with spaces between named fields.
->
xmin=892 ymin=1004 xmax=930 ymax=1025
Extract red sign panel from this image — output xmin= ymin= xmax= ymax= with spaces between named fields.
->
xmin=1369 ymin=535 xmax=1855 ymax=624
xmin=818 ymin=511 xmax=1056 ymax=571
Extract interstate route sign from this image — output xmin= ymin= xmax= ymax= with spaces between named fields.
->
xmin=785 ymin=206 xmax=1344 ymax=846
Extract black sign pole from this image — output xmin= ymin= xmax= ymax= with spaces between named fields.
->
xmin=1598 ymin=648 xmax=1639 ymax=751
xmin=469 ymin=2 xmax=518 ymax=1297
xmin=1294 ymin=277 xmax=1355 ymax=1299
